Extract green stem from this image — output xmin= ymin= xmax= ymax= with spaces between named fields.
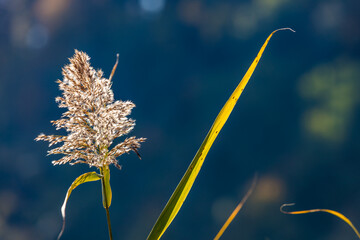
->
xmin=101 ymin=169 xmax=113 ymax=240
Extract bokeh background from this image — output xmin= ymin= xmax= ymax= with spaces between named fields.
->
xmin=1 ymin=0 xmax=360 ymax=239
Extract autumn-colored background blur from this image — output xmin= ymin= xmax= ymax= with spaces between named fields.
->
xmin=1 ymin=0 xmax=360 ymax=239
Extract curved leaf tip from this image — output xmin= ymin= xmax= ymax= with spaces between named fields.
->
xmin=58 ymin=172 xmax=102 ymax=240
xmin=275 ymin=28 xmax=295 ymax=33
xmin=281 ymin=203 xmax=360 ymax=239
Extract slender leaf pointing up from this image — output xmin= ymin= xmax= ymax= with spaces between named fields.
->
xmin=214 ymin=175 xmax=257 ymax=240
xmin=147 ymin=28 xmax=294 ymax=240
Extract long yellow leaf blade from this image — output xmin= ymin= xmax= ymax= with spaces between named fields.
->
xmin=281 ymin=203 xmax=360 ymax=239
xmin=214 ymin=175 xmax=257 ymax=240
xmin=58 ymin=172 xmax=102 ymax=240
xmin=147 ymin=28 xmax=294 ymax=240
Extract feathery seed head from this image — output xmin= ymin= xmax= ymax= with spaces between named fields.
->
xmin=36 ymin=50 xmax=145 ymax=168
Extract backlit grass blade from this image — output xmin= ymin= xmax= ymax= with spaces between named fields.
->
xmin=147 ymin=28 xmax=294 ymax=240
xmin=281 ymin=203 xmax=360 ymax=239
xmin=58 ymin=171 xmax=103 ymax=240
xmin=214 ymin=175 xmax=257 ymax=240
xmin=101 ymin=165 xmax=112 ymax=208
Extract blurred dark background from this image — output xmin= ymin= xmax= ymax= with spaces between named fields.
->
xmin=1 ymin=0 xmax=360 ymax=239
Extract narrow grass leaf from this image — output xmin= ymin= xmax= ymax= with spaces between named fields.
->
xmin=58 ymin=172 xmax=102 ymax=240
xmin=281 ymin=203 xmax=360 ymax=239
xmin=101 ymin=165 xmax=112 ymax=208
xmin=147 ymin=28 xmax=294 ymax=240
xmin=214 ymin=175 xmax=257 ymax=240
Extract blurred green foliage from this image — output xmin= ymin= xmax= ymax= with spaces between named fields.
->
xmin=299 ymin=58 xmax=360 ymax=142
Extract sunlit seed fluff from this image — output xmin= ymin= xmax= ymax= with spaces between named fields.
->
xmin=35 ymin=50 xmax=146 ymax=168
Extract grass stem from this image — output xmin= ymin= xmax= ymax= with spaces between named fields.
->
xmin=101 ymin=173 xmax=113 ymax=240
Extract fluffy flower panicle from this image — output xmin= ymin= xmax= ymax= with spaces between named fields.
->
xmin=36 ymin=50 xmax=145 ymax=168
